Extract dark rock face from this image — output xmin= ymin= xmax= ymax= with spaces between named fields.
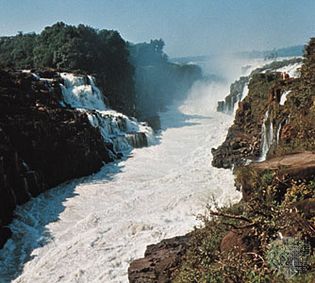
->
xmin=217 ymin=76 xmax=249 ymax=114
xmin=216 ymin=58 xmax=303 ymax=115
xmin=0 ymin=70 xmax=113 ymax=248
xmin=128 ymin=235 xmax=191 ymax=283
xmin=0 ymin=227 xmax=12 ymax=248
xmin=143 ymin=116 xmax=161 ymax=132
xmin=95 ymin=73 xmax=136 ymax=117
xmin=126 ymin=132 xmax=148 ymax=148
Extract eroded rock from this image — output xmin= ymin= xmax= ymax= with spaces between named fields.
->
xmin=128 ymin=235 xmax=191 ymax=283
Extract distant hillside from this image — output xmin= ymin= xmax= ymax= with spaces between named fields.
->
xmin=172 ymin=45 xmax=304 ymax=65
xmin=236 ymin=45 xmax=304 ymax=59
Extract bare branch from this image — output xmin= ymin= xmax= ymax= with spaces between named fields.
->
xmin=210 ymin=211 xmax=252 ymax=223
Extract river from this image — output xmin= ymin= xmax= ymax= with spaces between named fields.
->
xmin=0 ymin=71 xmax=245 ymax=283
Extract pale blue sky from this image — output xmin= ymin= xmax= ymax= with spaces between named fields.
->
xmin=0 ymin=0 xmax=314 ymax=57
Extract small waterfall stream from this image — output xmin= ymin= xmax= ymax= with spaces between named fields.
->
xmin=276 ymin=122 xmax=282 ymax=145
xmin=279 ymin=90 xmax=290 ymax=106
xmin=233 ymin=83 xmax=249 ymax=115
xmin=259 ymin=109 xmax=274 ymax=161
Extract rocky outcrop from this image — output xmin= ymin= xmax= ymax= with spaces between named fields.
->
xmin=212 ymin=54 xmax=311 ymax=169
xmin=212 ymin=73 xmax=281 ymax=168
xmin=0 ymin=70 xmax=113 ymax=248
xmin=128 ymin=235 xmax=190 ymax=283
xmin=250 ymin=151 xmax=315 ymax=177
xmin=220 ymin=229 xmax=259 ymax=254
xmin=217 ymin=76 xmax=249 ymax=114
xmin=216 ymin=58 xmax=302 ymax=115
xmin=236 ymin=151 xmax=315 ymax=202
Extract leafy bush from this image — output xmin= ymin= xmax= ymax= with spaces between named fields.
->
xmin=267 ymin=238 xmax=312 ymax=277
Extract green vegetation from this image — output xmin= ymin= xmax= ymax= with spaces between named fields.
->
xmin=175 ymin=182 xmax=315 ymax=282
xmin=0 ymin=22 xmax=131 ymax=74
xmin=0 ymin=32 xmax=36 ymax=69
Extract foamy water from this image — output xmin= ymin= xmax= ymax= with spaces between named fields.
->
xmin=0 ymin=79 xmax=242 ymax=283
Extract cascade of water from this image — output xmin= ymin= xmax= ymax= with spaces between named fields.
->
xmin=232 ymin=83 xmax=249 ymax=115
xmin=276 ymin=62 xmax=302 ymax=78
xmin=59 ymin=73 xmax=155 ymax=154
xmin=276 ymin=122 xmax=282 ymax=145
xmin=280 ymin=91 xmax=290 ymax=106
xmin=240 ymin=83 xmax=249 ymax=101
xmin=259 ymin=109 xmax=274 ymax=161
xmin=60 ymin=73 xmax=107 ymax=111
xmin=232 ymin=97 xmax=239 ymax=115
xmin=276 ymin=117 xmax=290 ymax=145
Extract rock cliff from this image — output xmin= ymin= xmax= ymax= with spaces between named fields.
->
xmin=216 ymin=58 xmax=302 ymax=115
xmin=212 ymin=57 xmax=309 ymax=169
xmin=0 ymin=69 xmax=151 ymax=248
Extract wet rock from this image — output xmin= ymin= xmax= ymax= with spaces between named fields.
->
xmin=128 ymin=235 xmax=191 ymax=283
xmin=144 ymin=116 xmax=161 ymax=131
xmin=217 ymin=76 xmax=249 ymax=114
xmin=216 ymin=101 xmax=225 ymax=112
xmin=0 ymin=227 xmax=12 ymax=249
xmin=126 ymin=132 xmax=148 ymax=148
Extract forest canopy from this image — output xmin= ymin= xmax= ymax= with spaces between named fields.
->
xmin=0 ymin=22 xmax=131 ymax=75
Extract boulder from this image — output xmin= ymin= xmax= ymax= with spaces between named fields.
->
xmin=128 ymin=235 xmax=190 ymax=283
xmin=250 ymin=151 xmax=315 ymax=179
xmin=220 ymin=229 xmax=259 ymax=254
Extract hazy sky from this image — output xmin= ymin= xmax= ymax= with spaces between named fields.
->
xmin=0 ymin=0 xmax=314 ymax=57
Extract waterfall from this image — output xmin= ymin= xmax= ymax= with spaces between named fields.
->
xmin=240 ymin=83 xmax=249 ymax=101
xmin=59 ymin=73 xmax=155 ymax=155
xmin=232 ymin=97 xmax=239 ymax=115
xmin=60 ymin=73 xmax=107 ymax=111
xmin=276 ymin=122 xmax=282 ymax=145
xmin=276 ymin=117 xmax=289 ymax=145
xmin=233 ymin=83 xmax=249 ymax=115
xmin=259 ymin=109 xmax=274 ymax=161
xmin=276 ymin=62 xmax=302 ymax=78
xmin=280 ymin=91 xmax=290 ymax=106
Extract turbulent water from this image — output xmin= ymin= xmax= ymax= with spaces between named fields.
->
xmin=59 ymin=72 xmax=155 ymax=153
xmin=0 ymin=71 xmax=245 ymax=283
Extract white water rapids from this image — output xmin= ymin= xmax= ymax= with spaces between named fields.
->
xmin=0 ymin=75 xmax=243 ymax=283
